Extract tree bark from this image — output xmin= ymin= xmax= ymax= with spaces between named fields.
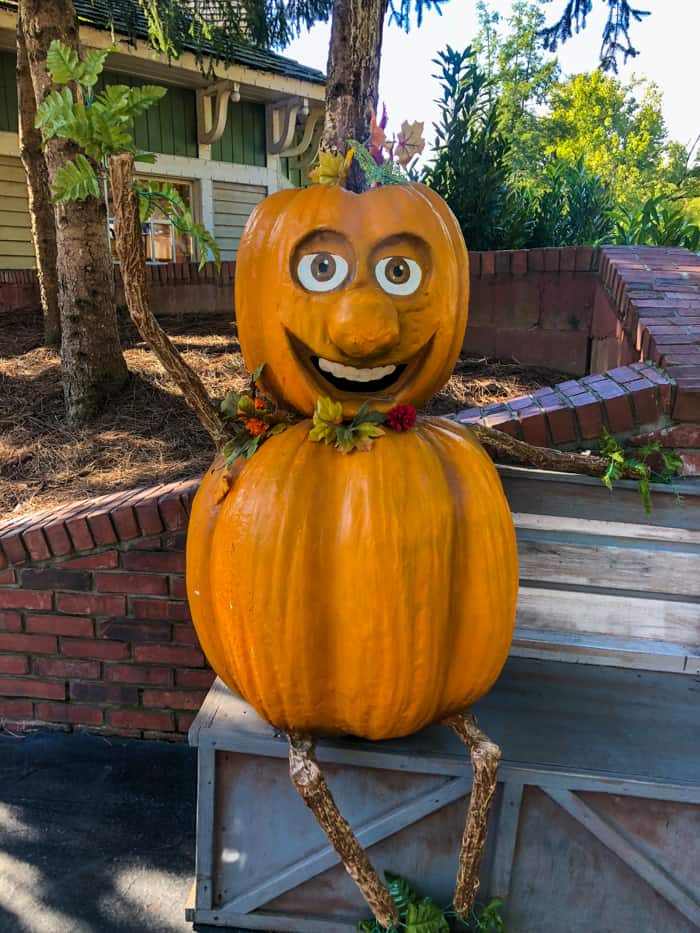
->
xmin=16 ymin=20 xmax=60 ymax=348
xmin=19 ymin=0 xmax=128 ymax=423
xmin=109 ymin=154 xmax=226 ymax=447
xmin=322 ymin=0 xmax=389 ymax=191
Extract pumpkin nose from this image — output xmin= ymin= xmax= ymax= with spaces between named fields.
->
xmin=327 ymin=291 xmax=400 ymax=359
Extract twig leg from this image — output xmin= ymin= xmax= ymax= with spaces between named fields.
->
xmin=287 ymin=731 xmax=399 ymax=930
xmin=444 ymin=710 xmax=501 ymax=918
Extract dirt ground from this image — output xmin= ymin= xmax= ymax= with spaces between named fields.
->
xmin=0 ymin=311 xmax=570 ymax=519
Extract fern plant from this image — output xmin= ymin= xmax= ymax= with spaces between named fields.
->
xmin=35 ymin=40 xmax=219 ymax=268
xmin=599 ymin=428 xmax=682 ymax=514
xmin=357 ymin=873 xmax=506 ymax=932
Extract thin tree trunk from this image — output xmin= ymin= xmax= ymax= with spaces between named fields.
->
xmin=16 ymin=18 xmax=60 ymax=348
xmin=322 ymin=0 xmax=389 ymax=191
xmin=19 ymin=0 xmax=128 ymax=423
xmin=109 ymin=154 xmax=225 ymax=447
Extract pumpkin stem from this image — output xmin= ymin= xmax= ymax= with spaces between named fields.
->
xmin=443 ymin=710 xmax=501 ymax=917
xmin=287 ymin=730 xmax=399 ymax=929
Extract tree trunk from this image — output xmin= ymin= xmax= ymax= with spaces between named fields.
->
xmin=16 ymin=18 xmax=60 ymax=348
xmin=19 ymin=0 xmax=128 ymax=423
xmin=322 ymin=0 xmax=389 ymax=191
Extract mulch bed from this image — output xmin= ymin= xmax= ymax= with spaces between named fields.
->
xmin=0 ymin=311 xmax=570 ymax=519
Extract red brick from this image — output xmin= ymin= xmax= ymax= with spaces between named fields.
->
xmin=0 ymin=530 xmax=29 ymax=566
xmin=559 ymin=247 xmax=576 ymax=272
xmin=142 ymin=688 xmax=206 ymax=710
xmin=511 ymin=250 xmax=527 ymax=276
xmin=32 ymin=657 xmax=101 ymax=679
xmin=98 ymin=618 xmax=171 ymax=642
xmin=108 ymin=709 xmax=174 ymax=731
xmin=134 ymin=644 xmax=204 ymax=666
xmin=544 ymin=248 xmax=560 ymax=272
xmin=494 ymin=251 xmax=510 ymax=276
xmin=42 ymin=520 xmax=73 ymax=558
xmin=95 ymin=573 xmax=168 ymax=596
xmin=633 ymin=424 xmax=700 ymax=448
xmin=65 ymin=510 xmax=96 ymax=552
xmin=131 ymin=598 xmax=190 ymax=621
xmin=21 ymin=569 xmax=92 ymax=591
xmin=603 ymin=394 xmax=635 ymax=433
xmin=172 ymin=623 xmax=199 ymax=645
xmin=575 ymin=246 xmax=595 ymax=272
xmin=679 ymin=451 xmax=700 ymax=476
xmin=627 ymin=385 xmax=661 ymax=426
xmin=56 ymin=593 xmax=125 ymax=616
xmin=545 ymin=406 xmax=577 ymax=445
xmin=85 ymin=510 xmax=117 ymax=547
xmin=60 ymin=638 xmax=129 ymax=660
xmin=110 ymin=504 xmax=140 ymax=541
xmin=176 ymin=668 xmax=214 ymax=689
xmin=177 ymin=712 xmax=197 ymax=733
xmin=0 ymin=612 xmax=22 ymax=632
xmin=0 ymin=678 xmax=65 ymax=699
xmin=481 ymin=252 xmax=495 ymax=276
xmin=25 ymin=614 xmax=94 ymax=637
xmin=22 ymin=527 xmax=51 ymax=562
xmin=607 ymin=366 xmax=640 ymax=385
xmin=468 ymin=252 xmax=481 ymax=277
xmin=0 ymin=632 xmax=57 ymax=654
xmin=70 ymin=681 xmax=138 ymax=705
xmin=518 ymin=410 xmax=549 ymax=447
xmin=121 ymin=551 xmax=185 ymax=573
xmin=162 ymin=532 xmax=187 ymax=552
xmin=527 ymin=249 xmax=544 ymax=272
xmin=36 ymin=702 xmax=103 ymax=726
xmin=170 ymin=576 xmax=187 ymax=599
xmin=158 ymin=494 xmax=189 ymax=532
xmin=0 ymin=699 xmax=33 ymax=719
xmin=62 ymin=551 xmax=119 ymax=570
xmin=571 ymin=396 xmax=605 ymax=440
xmin=133 ymin=497 xmax=164 ymax=537
xmin=0 ymin=590 xmax=52 ymax=611
xmin=0 ymin=569 xmax=15 ymax=585
xmin=0 ymin=656 xmax=28 ymax=675
xmin=673 ymin=387 xmax=700 ymax=422
xmin=105 ymin=663 xmax=173 ymax=685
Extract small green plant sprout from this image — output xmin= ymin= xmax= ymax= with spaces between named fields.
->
xmin=356 ymin=873 xmax=506 ymax=932
xmin=599 ymin=428 xmax=682 ymax=514
xmin=35 ymin=40 xmax=219 ymax=268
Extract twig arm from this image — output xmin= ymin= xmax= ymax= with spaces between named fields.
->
xmin=109 ymin=153 xmax=226 ymax=448
xmin=444 ymin=710 xmax=501 ymax=917
xmin=287 ymin=731 xmax=399 ymax=929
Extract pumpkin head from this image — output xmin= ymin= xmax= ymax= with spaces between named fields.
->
xmin=235 ymin=183 xmax=469 ymax=418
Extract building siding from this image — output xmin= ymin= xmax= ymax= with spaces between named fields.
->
xmin=0 ymin=51 xmax=18 ymax=134
xmin=0 ymin=156 xmax=34 ymax=270
xmin=213 ymin=181 xmax=267 ymax=260
xmin=211 ymin=101 xmax=267 ymax=167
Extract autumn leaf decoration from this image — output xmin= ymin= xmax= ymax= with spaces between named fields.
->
xmin=308 ymin=149 xmax=355 ymax=186
xmin=309 ymin=398 xmax=416 ymax=454
xmin=220 ymin=364 xmax=292 ymax=465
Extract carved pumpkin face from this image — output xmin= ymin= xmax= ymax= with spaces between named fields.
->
xmin=235 ymin=183 xmax=469 ymax=417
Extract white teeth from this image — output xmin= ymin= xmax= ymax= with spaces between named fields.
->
xmin=318 ymin=358 xmax=396 ymax=383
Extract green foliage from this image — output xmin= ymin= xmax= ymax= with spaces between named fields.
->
xmin=357 ymin=874 xmax=506 ymax=932
xmin=348 ymin=140 xmax=410 ymax=186
xmin=309 ymin=398 xmax=386 ymax=454
xmin=609 ymin=195 xmax=700 ymax=251
xmin=35 ymin=40 xmax=219 ymax=266
xmin=599 ymin=428 xmax=682 ymax=514
xmin=220 ymin=364 xmax=291 ymax=466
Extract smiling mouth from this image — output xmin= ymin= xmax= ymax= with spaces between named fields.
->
xmin=310 ymin=356 xmax=407 ymax=393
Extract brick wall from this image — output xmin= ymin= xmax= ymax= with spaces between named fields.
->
xmin=0 ymin=269 xmax=40 ymax=313
xmin=0 ymin=480 xmax=214 ymax=739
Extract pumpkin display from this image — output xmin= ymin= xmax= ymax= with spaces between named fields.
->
xmin=186 ymin=181 xmax=518 ymax=740
xmin=186 ymin=179 xmax=519 ymax=925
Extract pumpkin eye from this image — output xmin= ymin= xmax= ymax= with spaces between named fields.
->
xmin=297 ymin=252 xmax=349 ymax=292
xmin=375 ymin=257 xmax=422 ymax=296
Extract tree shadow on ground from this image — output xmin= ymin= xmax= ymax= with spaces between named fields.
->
xmin=0 ymin=731 xmax=198 ymax=933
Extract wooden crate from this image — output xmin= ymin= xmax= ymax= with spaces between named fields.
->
xmin=187 ymin=469 xmax=700 ymax=931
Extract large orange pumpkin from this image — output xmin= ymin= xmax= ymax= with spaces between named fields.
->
xmin=187 ymin=182 xmax=518 ymax=740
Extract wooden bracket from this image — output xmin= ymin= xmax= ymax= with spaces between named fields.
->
xmin=196 ymin=80 xmax=241 ymax=145
xmin=266 ymin=97 xmax=324 ymax=157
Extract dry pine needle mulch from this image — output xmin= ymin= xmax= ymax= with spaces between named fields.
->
xmin=0 ymin=311 xmax=570 ymax=519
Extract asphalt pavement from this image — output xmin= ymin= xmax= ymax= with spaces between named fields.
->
xmin=0 ymin=730 xmax=199 ymax=933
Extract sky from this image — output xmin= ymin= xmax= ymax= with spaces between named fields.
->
xmin=284 ymin=0 xmax=699 ymax=160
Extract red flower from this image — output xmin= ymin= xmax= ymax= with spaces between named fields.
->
xmin=243 ymin=417 xmax=269 ymax=437
xmin=385 ymin=404 xmax=416 ymax=432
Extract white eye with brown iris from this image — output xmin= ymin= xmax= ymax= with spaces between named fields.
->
xmin=375 ymin=256 xmax=422 ymax=296
xmin=297 ymin=252 xmax=349 ymax=292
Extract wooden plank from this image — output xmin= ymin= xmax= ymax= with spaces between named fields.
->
xmin=189 ymin=906 xmax=355 ymax=931
xmin=513 ymin=511 xmax=700 ymax=545
xmin=194 ymin=745 xmax=216 ymax=910
xmin=0 ymin=168 xmax=28 ymax=187
xmin=222 ymin=775 xmax=471 ymax=914
xmin=0 ymin=241 xmax=36 ymax=257
xmin=517 ymin=535 xmax=700 ymax=597
xmin=490 ymin=782 xmax=523 ymax=899
xmin=0 ymin=225 xmax=33 ymax=242
xmin=545 ymin=788 xmax=700 ymax=928
xmin=516 ymin=586 xmax=699 ymax=647
xmin=511 ymin=627 xmax=692 ymax=674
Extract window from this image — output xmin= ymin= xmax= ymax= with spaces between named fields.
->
xmin=109 ymin=178 xmax=195 ymax=264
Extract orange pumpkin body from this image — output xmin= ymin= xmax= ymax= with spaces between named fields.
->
xmin=187 ymin=418 xmax=517 ymax=740
xmin=187 ymin=180 xmax=519 ymax=740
